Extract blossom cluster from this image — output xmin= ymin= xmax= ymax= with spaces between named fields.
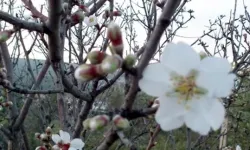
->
xmin=35 ymin=127 xmax=85 ymax=150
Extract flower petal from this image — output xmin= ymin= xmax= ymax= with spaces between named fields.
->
xmin=59 ymin=130 xmax=71 ymax=143
xmin=196 ymin=72 xmax=235 ymax=97
xmin=202 ymin=99 xmax=225 ymax=130
xmin=161 ymin=42 xmax=200 ymax=76
xmin=70 ymin=138 xmax=85 ymax=149
xmin=139 ymin=63 xmax=172 ymax=97
xmin=141 ymin=63 xmax=171 ymax=83
xmin=158 ymin=116 xmax=184 ymax=131
xmin=199 ymin=57 xmax=232 ymax=73
xmin=184 ymin=110 xmax=211 ymax=135
xmin=155 ymin=96 xmax=186 ymax=129
xmin=52 ymin=134 xmax=61 ymax=144
xmin=68 ymin=148 xmax=77 ymax=150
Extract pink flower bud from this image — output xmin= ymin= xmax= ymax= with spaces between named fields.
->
xmin=40 ymin=133 xmax=49 ymax=142
xmin=83 ymin=118 xmax=91 ymax=129
xmin=124 ymin=54 xmax=136 ymax=68
xmin=35 ymin=146 xmax=47 ymax=150
xmin=74 ymin=64 xmax=104 ymax=81
xmin=112 ymin=115 xmax=130 ymax=129
xmin=79 ymin=5 xmax=90 ymax=13
xmin=1 ymin=101 xmax=13 ymax=107
xmin=35 ymin=133 xmax=41 ymax=139
xmin=0 ymin=30 xmax=15 ymax=43
xmin=89 ymin=115 xmax=110 ymax=131
xmin=71 ymin=11 xmax=85 ymax=23
xmin=101 ymin=54 xmax=123 ymax=74
xmin=113 ymin=11 xmax=122 ymax=16
xmin=45 ymin=126 xmax=52 ymax=135
xmin=107 ymin=22 xmax=122 ymax=42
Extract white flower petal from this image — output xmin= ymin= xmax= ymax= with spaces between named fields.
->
xmin=70 ymin=138 xmax=85 ymax=149
xmin=155 ymin=96 xmax=186 ymax=127
xmin=139 ymin=63 xmax=173 ymax=97
xmin=141 ymin=63 xmax=171 ymax=84
xmin=59 ymin=130 xmax=71 ymax=143
xmin=139 ymin=79 xmax=168 ymax=96
xmin=184 ymin=110 xmax=211 ymax=135
xmin=158 ymin=116 xmax=184 ymax=131
xmin=68 ymin=148 xmax=77 ymax=150
xmin=161 ymin=42 xmax=200 ymax=76
xmin=51 ymin=134 xmax=61 ymax=144
xmin=196 ymin=72 xmax=235 ymax=97
xmin=199 ymin=57 xmax=231 ymax=73
xmin=202 ymin=99 xmax=225 ymax=130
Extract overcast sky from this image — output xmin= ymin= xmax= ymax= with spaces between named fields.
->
xmin=8 ymin=0 xmax=250 ymax=61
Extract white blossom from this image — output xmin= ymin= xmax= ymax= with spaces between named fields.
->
xmin=139 ymin=42 xmax=235 ymax=135
xmin=84 ymin=15 xmax=98 ymax=26
xmin=52 ymin=130 xmax=85 ymax=150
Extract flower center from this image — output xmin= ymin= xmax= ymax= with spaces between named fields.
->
xmin=168 ymin=70 xmax=207 ymax=108
xmin=89 ymin=17 xmax=94 ymax=22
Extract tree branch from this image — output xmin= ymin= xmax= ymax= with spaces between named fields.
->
xmin=0 ymin=11 xmax=48 ymax=33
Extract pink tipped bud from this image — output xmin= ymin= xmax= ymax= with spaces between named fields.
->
xmin=112 ymin=115 xmax=130 ymax=129
xmin=112 ymin=11 xmax=122 ymax=16
xmin=35 ymin=146 xmax=47 ymax=150
xmin=79 ymin=5 xmax=90 ymax=13
xmin=1 ymin=101 xmax=13 ymax=107
xmin=124 ymin=54 xmax=136 ymax=68
xmin=74 ymin=64 xmax=104 ymax=81
xmin=87 ymin=51 xmax=107 ymax=64
xmin=45 ymin=126 xmax=52 ymax=135
xmin=71 ymin=11 xmax=85 ymax=23
xmin=83 ymin=118 xmax=92 ymax=129
xmin=35 ymin=133 xmax=41 ymax=139
xmin=107 ymin=22 xmax=123 ymax=46
xmin=40 ymin=133 xmax=49 ymax=142
xmin=101 ymin=55 xmax=122 ymax=74
xmin=89 ymin=115 xmax=110 ymax=131
xmin=0 ymin=30 xmax=15 ymax=43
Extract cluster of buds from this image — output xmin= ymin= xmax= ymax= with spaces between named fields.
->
xmin=83 ymin=114 xmax=130 ymax=131
xmin=74 ymin=51 xmax=123 ymax=82
xmin=102 ymin=9 xmax=122 ymax=19
xmin=83 ymin=115 xmax=110 ymax=131
xmin=0 ymin=101 xmax=13 ymax=110
xmin=112 ymin=115 xmax=130 ymax=129
xmin=0 ymin=68 xmax=10 ymax=87
xmin=107 ymin=22 xmax=124 ymax=57
xmin=0 ymin=30 xmax=15 ymax=43
xmin=35 ymin=126 xmax=53 ymax=150
xmin=71 ymin=8 xmax=85 ymax=23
